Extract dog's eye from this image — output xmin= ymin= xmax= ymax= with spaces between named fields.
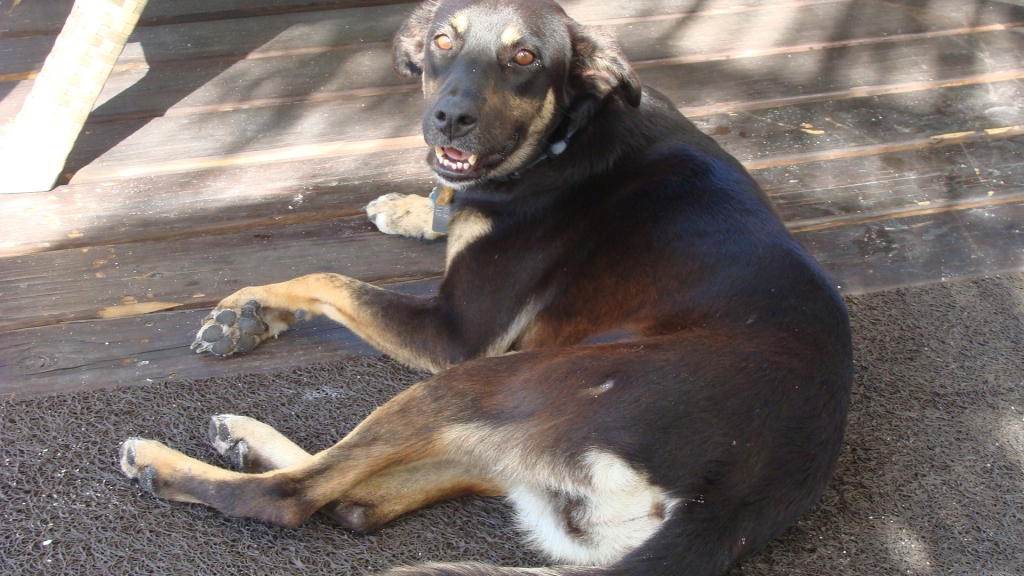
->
xmin=513 ymin=49 xmax=535 ymax=66
xmin=434 ymin=34 xmax=453 ymax=50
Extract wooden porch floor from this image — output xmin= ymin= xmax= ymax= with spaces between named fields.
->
xmin=2 ymin=0 xmax=1023 ymax=397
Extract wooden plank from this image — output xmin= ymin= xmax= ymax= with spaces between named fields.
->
xmin=0 ymin=0 xmax=417 ymax=40
xmin=763 ymin=136 xmax=1024 ymax=225
xmin=641 ymin=29 xmax=1024 ymax=111
xmin=3 ymin=134 xmax=1022 ymax=334
xmin=800 ymin=199 xmax=1024 ymax=295
xmin=0 ymin=0 xmax=803 ymax=79
xmin=52 ymin=31 xmax=1024 ymax=181
xmin=0 ymin=278 xmax=439 ymax=399
xmin=0 ymin=146 xmax=435 ymax=256
xmin=870 ymin=0 xmax=1024 ymax=29
xmin=2 ymin=0 xmax=1013 ymax=101
xmin=2 ymin=78 xmax=1022 ymax=258
xmin=689 ymin=77 xmax=1024 ymax=165
xmin=4 ymin=194 xmax=1023 ymax=398
xmin=7 ymin=0 xmax=1020 ymax=79
xmin=0 ymin=215 xmax=446 ymax=332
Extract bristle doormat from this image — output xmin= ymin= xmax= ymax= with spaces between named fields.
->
xmin=3 ymin=273 xmax=1024 ymax=575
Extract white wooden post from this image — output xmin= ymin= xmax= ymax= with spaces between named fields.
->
xmin=0 ymin=0 xmax=148 ymax=193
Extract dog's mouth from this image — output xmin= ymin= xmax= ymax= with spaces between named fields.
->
xmin=434 ymin=146 xmax=502 ymax=179
xmin=431 ymin=135 xmax=521 ymax=182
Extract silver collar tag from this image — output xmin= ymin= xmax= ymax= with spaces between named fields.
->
xmin=429 ymin=186 xmax=453 ymax=233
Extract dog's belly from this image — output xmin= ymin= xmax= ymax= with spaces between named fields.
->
xmin=505 ymin=450 xmax=677 ymax=566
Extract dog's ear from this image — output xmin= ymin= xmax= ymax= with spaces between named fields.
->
xmin=393 ymin=2 xmax=442 ymax=77
xmin=569 ymin=23 xmax=642 ymax=107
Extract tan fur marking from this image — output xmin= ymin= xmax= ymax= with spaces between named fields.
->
xmin=491 ymin=88 xmax=558 ymax=178
xmin=446 ymin=209 xmax=492 ymax=268
xmin=422 ymin=74 xmax=438 ymax=98
xmin=366 ymin=193 xmax=443 ymax=240
xmin=451 ymin=13 xmax=469 ymax=33
xmin=341 ymin=458 xmax=506 ymax=528
xmin=501 ymin=25 xmax=521 ymax=45
xmin=486 ymin=299 xmax=544 ymax=357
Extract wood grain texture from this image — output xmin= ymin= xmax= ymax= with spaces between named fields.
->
xmin=51 ymin=30 xmax=1024 ymax=181
xmin=0 ymin=279 xmax=439 ymax=398
xmin=803 ymin=200 xmax=1024 ymax=295
xmin=0 ymin=216 xmax=445 ymax=331
xmin=1 ymin=81 xmax=1020 ymax=258
xmin=5 ymin=0 xmax=1020 ymax=110
xmin=3 ymin=134 xmax=1021 ymax=334
xmin=0 ymin=0 xmax=418 ymax=39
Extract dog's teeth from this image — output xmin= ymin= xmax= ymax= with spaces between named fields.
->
xmin=468 ymin=155 xmax=478 ymax=166
xmin=435 ymin=146 xmax=444 ymax=159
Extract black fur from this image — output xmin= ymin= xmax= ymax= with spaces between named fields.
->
xmin=390 ymin=1 xmax=853 ymax=574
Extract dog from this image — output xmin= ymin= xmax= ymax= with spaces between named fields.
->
xmin=119 ymin=1 xmax=853 ymax=574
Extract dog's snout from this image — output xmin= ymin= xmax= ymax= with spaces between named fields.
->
xmin=432 ymin=97 xmax=478 ymax=139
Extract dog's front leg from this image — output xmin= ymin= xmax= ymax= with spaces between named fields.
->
xmin=192 ymin=273 xmax=460 ymax=372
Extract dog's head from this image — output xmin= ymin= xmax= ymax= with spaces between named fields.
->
xmin=393 ymin=0 xmax=641 ymax=187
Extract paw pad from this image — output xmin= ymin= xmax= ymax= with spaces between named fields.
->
xmin=138 ymin=466 xmax=158 ymax=494
xmin=192 ymin=300 xmax=269 ymax=357
xmin=208 ymin=415 xmax=251 ymax=471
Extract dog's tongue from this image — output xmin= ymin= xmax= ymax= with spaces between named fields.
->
xmin=444 ymin=147 xmax=472 ymax=161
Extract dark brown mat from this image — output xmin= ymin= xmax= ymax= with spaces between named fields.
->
xmin=3 ymin=273 xmax=1024 ymax=574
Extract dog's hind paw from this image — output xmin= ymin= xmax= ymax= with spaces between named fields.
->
xmin=208 ymin=414 xmax=309 ymax=473
xmin=209 ymin=414 xmax=255 ymax=472
xmin=192 ymin=300 xmax=268 ymax=356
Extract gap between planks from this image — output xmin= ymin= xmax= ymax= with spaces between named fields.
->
xmin=77 ymin=67 xmax=1024 ymax=127
xmin=65 ymin=124 xmax=1024 ymax=183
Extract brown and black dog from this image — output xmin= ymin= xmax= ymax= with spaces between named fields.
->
xmin=119 ymin=1 xmax=853 ymax=574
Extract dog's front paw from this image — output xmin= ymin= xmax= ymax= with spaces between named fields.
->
xmin=192 ymin=300 xmax=269 ymax=356
xmin=366 ymin=193 xmax=444 ymax=240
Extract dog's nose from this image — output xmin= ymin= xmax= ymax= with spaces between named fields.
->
xmin=432 ymin=98 xmax=478 ymax=139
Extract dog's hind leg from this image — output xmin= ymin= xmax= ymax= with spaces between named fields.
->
xmin=206 ymin=413 xmax=504 ymax=532
xmin=119 ymin=364 xmax=518 ymax=527
xmin=120 ymin=344 xmax=683 ymax=565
